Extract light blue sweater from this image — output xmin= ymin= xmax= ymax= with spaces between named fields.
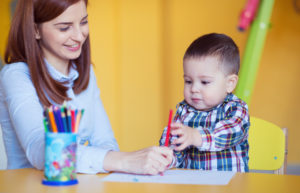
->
xmin=0 ymin=61 xmax=119 ymax=173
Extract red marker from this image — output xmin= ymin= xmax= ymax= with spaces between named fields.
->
xmin=160 ymin=109 xmax=173 ymax=176
xmin=164 ymin=109 xmax=173 ymax=147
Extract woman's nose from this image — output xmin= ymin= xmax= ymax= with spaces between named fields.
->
xmin=72 ymin=27 xmax=85 ymax=41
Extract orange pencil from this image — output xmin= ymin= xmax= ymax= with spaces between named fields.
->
xmin=48 ymin=108 xmax=58 ymax=133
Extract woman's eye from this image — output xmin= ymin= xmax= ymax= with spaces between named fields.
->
xmin=59 ymin=26 xmax=69 ymax=32
xmin=81 ymin=20 xmax=88 ymax=25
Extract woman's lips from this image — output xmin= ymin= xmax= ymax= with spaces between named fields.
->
xmin=65 ymin=44 xmax=80 ymax=52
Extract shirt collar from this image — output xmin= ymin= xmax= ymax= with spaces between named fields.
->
xmin=44 ymin=59 xmax=79 ymax=85
xmin=178 ymin=93 xmax=234 ymax=113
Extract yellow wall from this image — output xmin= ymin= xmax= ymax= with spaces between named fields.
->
xmin=88 ymin=0 xmax=164 ymax=151
xmin=0 ymin=0 xmax=11 ymax=60
xmin=0 ymin=0 xmax=299 ymax=164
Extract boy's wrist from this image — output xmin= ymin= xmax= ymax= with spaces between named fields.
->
xmin=192 ymin=129 xmax=202 ymax=147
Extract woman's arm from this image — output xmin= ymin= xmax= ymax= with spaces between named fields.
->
xmin=103 ymin=146 xmax=173 ymax=175
xmin=0 ymin=63 xmax=45 ymax=169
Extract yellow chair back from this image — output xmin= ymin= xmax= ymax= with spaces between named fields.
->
xmin=248 ymin=117 xmax=287 ymax=174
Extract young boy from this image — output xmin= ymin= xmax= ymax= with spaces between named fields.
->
xmin=160 ymin=33 xmax=250 ymax=172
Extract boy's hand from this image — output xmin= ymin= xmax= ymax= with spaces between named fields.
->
xmin=170 ymin=123 xmax=202 ymax=151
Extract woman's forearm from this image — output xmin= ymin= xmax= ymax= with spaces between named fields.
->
xmin=103 ymin=146 xmax=173 ymax=175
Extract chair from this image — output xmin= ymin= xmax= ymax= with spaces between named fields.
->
xmin=248 ymin=117 xmax=288 ymax=174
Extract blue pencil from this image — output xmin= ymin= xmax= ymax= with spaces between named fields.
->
xmin=67 ymin=109 xmax=72 ymax=132
xmin=53 ymin=107 xmax=64 ymax=132
xmin=61 ymin=107 xmax=68 ymax=133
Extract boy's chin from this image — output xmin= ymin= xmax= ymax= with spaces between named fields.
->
xmin=189 ymin=103 xmax=214 ymax=112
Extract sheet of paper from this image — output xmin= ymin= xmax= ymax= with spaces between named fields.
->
xmin=101 ymin=170 xmax=236 ymax=185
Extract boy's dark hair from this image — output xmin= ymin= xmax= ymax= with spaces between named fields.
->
xmin=183 ymin=33 xmax=240 ymax=75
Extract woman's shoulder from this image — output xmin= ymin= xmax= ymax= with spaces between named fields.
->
xmin=0 ymin=62 xmax=31 ymax=85
xmin=1 ymin=62 xmax=30 ymax=77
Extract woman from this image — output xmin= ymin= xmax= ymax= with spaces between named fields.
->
xmin=0 ymin=0 xmax=172 ymax=175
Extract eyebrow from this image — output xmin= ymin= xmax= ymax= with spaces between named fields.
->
xmin=54 ymin=15 xmax=88 ymax=26
xmin=184 ymin=75 xmax=214 ymax=79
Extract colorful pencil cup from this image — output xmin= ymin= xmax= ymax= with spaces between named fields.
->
xmin=42 ymin=132 xmax=78 ymax=186
xmin=42 ymin=104 xmax=84 ymax=186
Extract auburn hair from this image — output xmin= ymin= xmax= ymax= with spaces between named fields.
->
xmin=5 ymin=0 xmax=90 ymax=107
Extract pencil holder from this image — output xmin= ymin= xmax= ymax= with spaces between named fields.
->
xmin=42 ymin=132 xmax=78 ymax=186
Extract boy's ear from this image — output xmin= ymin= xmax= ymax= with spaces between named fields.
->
xmin=226 ymin=74 xmax=238 ymax=93
xmin=34 ymin=24 xmax=41 ymax=40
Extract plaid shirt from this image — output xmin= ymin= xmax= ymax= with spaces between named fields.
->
xmin=160 ymin=93 xmax=250 ymax=172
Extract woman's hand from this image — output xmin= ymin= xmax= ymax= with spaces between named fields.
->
xmin=170 ymin=122 xmax=202 ymax=151
xmin=103 ymin=146 xmax=173 ymax=175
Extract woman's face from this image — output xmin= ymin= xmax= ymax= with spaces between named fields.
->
xmin=36 ymin=0 xmax=89 ymax=73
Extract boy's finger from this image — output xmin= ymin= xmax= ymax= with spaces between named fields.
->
xmin=170 ymin=122 xmax=182 ymax=129
xmin=171 ymin=128 xmax=183 ymax=135
xmin=173 ymin=136 xmax=185 ymax=145
xmin=174 ymin=143 xmax=187 ymax=151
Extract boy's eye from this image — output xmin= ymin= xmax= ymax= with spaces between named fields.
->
xmin=201 ymin=80 xmax=210 ymax=85
xmin=185 ymin=80 xmax=192 ymax=84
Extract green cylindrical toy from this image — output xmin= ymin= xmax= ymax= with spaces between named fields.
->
xmin=235 ymin=0 xmax=275 ymax=104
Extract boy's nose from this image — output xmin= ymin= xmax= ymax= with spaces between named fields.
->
xmin=191 ymin=83 xmax=200 ymax=93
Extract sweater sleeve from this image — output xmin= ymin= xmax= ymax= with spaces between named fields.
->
xmin=0 ymin=63 xmax=45 ymax=170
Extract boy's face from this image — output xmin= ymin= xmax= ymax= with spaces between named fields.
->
xmin=183 ymin=56 xmax=237 ymax=111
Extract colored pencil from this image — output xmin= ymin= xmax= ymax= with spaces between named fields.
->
xmin=74 ymin=110 xmax=82 ymax=133
xmin=45 ymin=109 xmax=53 ymax=132
xmin=160 ymin=109 xmax=173 ymax=176
xmin=48 ymin=108 xmax=58 ymax=133
xmin=71 ymin=110 xmax=75 ymax=133
xmin=164 ymin=109 xmax=173 ymax=147
xmin=61 ymin=107 xmax=68 ymax=133
xmin=43 ymin=103 xmax=84 ymax=133
xmin=43 ymin=111 xmax=49 ymax=132
xmin=53 ymin=106 xmax=64 ymax=132
xmin=67 ymin=109 xmax=72 ymax=132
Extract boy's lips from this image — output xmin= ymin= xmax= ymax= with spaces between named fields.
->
xmin=191 ymin=98 xmax=202 ymax=103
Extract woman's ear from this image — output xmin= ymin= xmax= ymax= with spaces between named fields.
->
xmin=34 ymin=24 xmax=41 ymax=40
xmin=226 ymin=74 xmax=238 ymax=93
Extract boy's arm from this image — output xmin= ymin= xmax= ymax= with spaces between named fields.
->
xmin=197 ymin=101 xmax=250 ymax=152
